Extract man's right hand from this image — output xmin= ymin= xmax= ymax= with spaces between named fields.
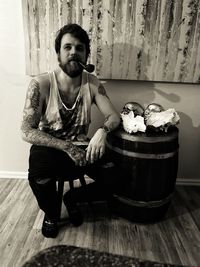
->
xmin=66 ymin=145 xmax=87 ymax=166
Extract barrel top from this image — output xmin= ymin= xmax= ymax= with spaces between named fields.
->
xmin=109 ymin=127 xmax=178 ymax=143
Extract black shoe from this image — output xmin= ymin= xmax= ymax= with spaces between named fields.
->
xmin=63 ymin=190 xmax=83 ymax=227
xmin=42 ymin=215 xmax=58 ymax=238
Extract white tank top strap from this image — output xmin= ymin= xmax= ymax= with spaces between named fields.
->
xmin=44 ymin=71 xmax=62 ymax=130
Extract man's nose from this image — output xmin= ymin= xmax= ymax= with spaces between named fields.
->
xmin=70 ymin=46 xmax=77 ymax=55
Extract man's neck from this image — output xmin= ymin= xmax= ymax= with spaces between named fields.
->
xmin=56 ymin=68 xmax=82 ymax=92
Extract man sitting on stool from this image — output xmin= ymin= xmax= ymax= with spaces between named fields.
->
xmin=21 ymin=23 xmax=120 ymax=238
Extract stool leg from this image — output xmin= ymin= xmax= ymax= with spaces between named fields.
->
xmin=79 ymin=175 xmax=86 ymax=187
xmin=57 ymin=180 xmax=64 ymax=220
xmin=79 ymin=175 xmax=92 ymax=206
xmin=69 ymin=179 xmax=74 ymax=190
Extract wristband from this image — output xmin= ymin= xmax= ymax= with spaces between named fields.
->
xmin=100 ymin=125 xmax=111 ymax=133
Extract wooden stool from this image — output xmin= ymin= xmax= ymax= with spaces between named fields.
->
xmin=57 ymin=175 xmax=87 ymax=219
xmin=56 ymin=140 xmax=90 ymax=219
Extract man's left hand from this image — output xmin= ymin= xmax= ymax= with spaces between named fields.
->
xmin=86 ymin=128 xmax=107 ymax=164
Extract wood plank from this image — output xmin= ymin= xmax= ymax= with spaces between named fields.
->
xmin=1 ymin=179 xmax=200 ymax=266
xmin=158 ymin=188 xmax=200 ymax=266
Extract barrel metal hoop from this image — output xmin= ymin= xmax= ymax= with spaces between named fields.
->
xmin=116 ymin=131 xmax=178 ymax=143
xmin=106 ymin=142 xmax=178 ymax=159
xmin=113 ymin=193 xmax=173 ymax=208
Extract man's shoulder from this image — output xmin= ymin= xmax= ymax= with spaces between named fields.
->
xmin=33 ymin=72 xmax=51 ymax=92
xmin=86 ymin=72 xmax=100 ymax=90
xmin=34 ymin=72 xmax=50 ymax=86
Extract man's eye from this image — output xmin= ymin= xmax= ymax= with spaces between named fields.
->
xmin=77 ymin=45 xmax=84 ymax=52
xmin=64 ymin=45 xmax=71 ymax=50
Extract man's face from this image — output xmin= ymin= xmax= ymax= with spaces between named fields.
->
xmin=58 ymin=33 xmax=87 ymax=78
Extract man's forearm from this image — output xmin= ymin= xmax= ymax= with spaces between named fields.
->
xmin=21 ymin=124 xmax=78 ymax=157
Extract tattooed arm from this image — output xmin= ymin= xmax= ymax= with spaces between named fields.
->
xmin=21 ymin=78 xmax=87 ymax=166
xmin=86 ymin=83 xmax=120 ymax=164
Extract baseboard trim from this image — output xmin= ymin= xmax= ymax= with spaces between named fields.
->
xmin=176 ymin=178 xmax=200 ymax=186
xmin=0 ymin=171 xmax=200 ymax=186
xmin=0 ymin=171 xmax=28 ymax=179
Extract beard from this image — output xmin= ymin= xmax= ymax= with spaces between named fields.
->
xmin=58 ymin=56 xmax=84 ymax=78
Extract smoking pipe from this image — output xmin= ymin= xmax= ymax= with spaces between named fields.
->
xmin=78 ymin=61 xmax=95 ymax=73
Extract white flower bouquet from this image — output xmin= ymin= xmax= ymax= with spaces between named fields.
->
xmin=121 ymin=102 xmax=180 ymax=134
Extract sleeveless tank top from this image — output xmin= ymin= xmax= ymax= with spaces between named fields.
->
xmin=39 ymin=71 xmax=99 ymax=141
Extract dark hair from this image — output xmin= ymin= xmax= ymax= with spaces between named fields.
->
xmin=55 ymin=23 xmax=90 ymax=57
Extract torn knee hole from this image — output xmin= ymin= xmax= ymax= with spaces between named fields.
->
xmin=36 ymin=178 xmax=52 ymax=185
xmin=102 ymin=162 xmax=115 ymax=168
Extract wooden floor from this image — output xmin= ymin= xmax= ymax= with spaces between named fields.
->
xmin=0 ymin=179 xmax=200 ymax=267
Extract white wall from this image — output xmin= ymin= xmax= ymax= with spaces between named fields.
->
xmin=0 ymin=0 xmax=30 ymax=173
xmin=0 ymin=1 xmax=200 ymax=181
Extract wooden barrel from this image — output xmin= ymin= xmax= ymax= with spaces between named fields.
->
xmin=106 ymin=127 xmax=179 ymax=223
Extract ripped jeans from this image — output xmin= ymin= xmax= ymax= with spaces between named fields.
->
xmin=28 ymin=145 xmax=118 ymax=220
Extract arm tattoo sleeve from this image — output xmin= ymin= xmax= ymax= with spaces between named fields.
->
xmin=22 ymin=79 xmax=41 ymax=129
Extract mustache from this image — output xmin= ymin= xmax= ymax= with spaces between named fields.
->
xmin=68 ymin=56 xmax=80 ymax=63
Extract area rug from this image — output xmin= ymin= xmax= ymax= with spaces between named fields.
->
xmin=22 ymin=245 xmax=190 ymax=267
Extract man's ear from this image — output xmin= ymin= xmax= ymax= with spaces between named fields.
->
xmin=57 ymin=53 xmax=60 ymax=62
